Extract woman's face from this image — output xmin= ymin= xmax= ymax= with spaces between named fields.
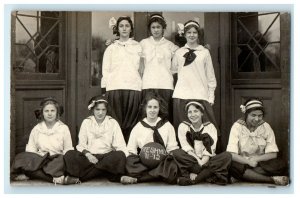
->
xmin=187 ymin=105 xmax=203 ymax=125
xmin=93 ymin=103 xmax=107 ymax=122
xmin=246 ymin=110 xmax=263 ymax=128
xmin=146 ymin=99 xmax=159 ymax=120
xmin=118 ymin=19 xmax=132 ymax=38
xmin=150 ymin=22 xmax=163 ymax=39
xmin=185 ymin=26 xmax=198 ymax=44
xmin=43 ymin=104 xmax=57 ymax=123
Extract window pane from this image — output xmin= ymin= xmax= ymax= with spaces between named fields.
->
xmin=236 ymin=12 xmax=280 ymax=73
xmin=14 ymin=11 xmax=61 ymax=73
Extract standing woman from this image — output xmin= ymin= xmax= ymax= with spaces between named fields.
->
xmin=11 ymin=97 xmax=75 ymax=185
xmin=176 ymin=101 xmax=232 ymax=185
xmin=64 ymin=95 xmax=128 ymax=183
xmin=101 ymin=16 xmax=142 ymax=143
xmin=140 ymin=13 xmax=179 ymax=123
xmin=172 ymin=20 xmax=219 ymax=143
xmin=226 ymin=98 xmax=289 ymax=185
xmin=121 ymin=92 xmax=180 ymax=184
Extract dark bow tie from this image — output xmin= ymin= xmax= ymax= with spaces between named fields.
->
xmin=186 ymin=126 xmax=214 ymax=154
xmin=183 ymin=49 xmax=196 ymax=66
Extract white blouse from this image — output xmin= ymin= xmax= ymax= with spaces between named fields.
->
xmin=226 ymin=119 xmax=279 ymax=157
xmin=26 ymin=121 xmax=74 ymax=156
xmin=127 ymin=117 xmax=179 ymax=155
xmin=172 ymin=44 xmax=217 ymax=104
xmin=178 ymin=122 xmax=218 ymax=158
xmin=76 ymin=116 xmax=128 ymax=157
xmin=140 ymin=36 xmax=178 ymax=90
xmin=101 ymin=39 xmax=142 ymax=91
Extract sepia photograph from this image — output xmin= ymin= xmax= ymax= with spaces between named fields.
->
xmin=4 ymin=2 xmax=295 ymax=196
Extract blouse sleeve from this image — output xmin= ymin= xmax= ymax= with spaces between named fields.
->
xmin=226 ymin=122 xmax=241 ymax=154
xmin=178 ymin=123 xmax=194 ymax=153
xmin=25 ymin=126 xmax=39 ymax=153
xmin=126 ymin=124 xmax=139 ymax=155
xmin=202 ymin=124 xmax=218 ymax=156
xmin=264 ymin=123 xmax=279 ymax=153
xmin=171 ymin=51 xmax=179 ymax=74
xmin=62 ymin=125 xmax=74 ymax=154
xmin=111 ymin=119 xmax=129 ymax=157
xmin=101 ymin=45 xmax=112 ymax=88
xmin=165 ymin=122 xmax=179 ymax=153
xmin=76 ymin=119 xmax=89 ymax=153
xmin=204 ymin=50 xmax=217 ymax=104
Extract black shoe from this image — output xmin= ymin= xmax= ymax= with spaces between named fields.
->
xmin=177 ymin=177 xmax=194 ymax=186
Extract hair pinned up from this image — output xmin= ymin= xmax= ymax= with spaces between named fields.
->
xmin=34 ymin=97 xmax=63 ymax=121
xmin=113 ymin=16 xmax=134 ymax=38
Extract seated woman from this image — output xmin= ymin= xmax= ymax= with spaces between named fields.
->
xmin=176 ymin=101 xmax=232 ymax=185
xmin=226 ymin=98 xmax=289 ymax=186
xmin=11 ymin=97 xmax=76 ymax=185
xmin=64 ymin=95 xmax=128 ymax=183
xmin=121 ymin=92 xmax=180 ymax=184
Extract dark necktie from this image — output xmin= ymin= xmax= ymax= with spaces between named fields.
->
xmin=185 ymin=123 xmax=214 ymax=154
xmin=140 ymin=119 xmax=168 ymax=149
xmin=183 ymin=49 xmax=196 ymax=66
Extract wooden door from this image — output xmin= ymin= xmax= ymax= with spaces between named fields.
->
xmin=219 ymin=12 xmax=290 ymax=164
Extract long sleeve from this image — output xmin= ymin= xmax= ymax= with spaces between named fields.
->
xmin=76 ymin=120 xmax=89 ymax=153
xmin=62 ymin=125 xmax=74 ymax=154
xmin=101 ymin=46 xmax=112 ymax=88
xmin=202 ymin=124 xmax=218 ymax=157
xmin=165 ymin=122 xmax=179 ymax=153
xmin=226 ymin=123 xmax=240 ymax=154
xmin=264 ymin=123 xmax=279 ymax=153
xmin=178 ymin=123 xmax=194 ymax=152
xmin=111 ymin=119 xmax=129 ymax=157
xmin=171 ymin=52 xmax=179 ymax=74
xmin=25 ymin=127 xmax=38 ymax=153
xmin=204 ymin=50 xmax=217 ymax=104
xmin=126 ymin=125 xmax=139 ymax=155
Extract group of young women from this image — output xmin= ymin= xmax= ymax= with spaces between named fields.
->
xmin=11 ymin=14 xmax=289 ymax=186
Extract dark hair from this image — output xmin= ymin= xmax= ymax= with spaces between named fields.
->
xmin=140 ymin=92 xmax=168 ymax=120
xmin=113 ymin=16 xmax=134 ymax=38
xmin=184 ymin=20 xmax=204 ymax=45
xmin=148 ymin=14 xmax=167 ymax=31
xmin=88 ymin=95 xmax=109 ymax=113
xmin=185 ymin=100 xmax=205 ymax=114
xmin=244 ymin=98 xmax=265 ymax=120
xmin=35 ymin=97 xmax=63 ymax=122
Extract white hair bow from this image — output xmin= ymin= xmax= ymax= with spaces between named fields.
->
xmin=177 ymin=23 xmax=184 ymax=36
xmin=240 ymin=105 xmax=246 ymax=113
xmin=109 ymin=17 xmax=117 ymax=29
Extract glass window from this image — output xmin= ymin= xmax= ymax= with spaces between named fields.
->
xmin=233 ymin=12 xmax=281 ymax=77
xmin=13 ymin=11 xmax=62 ymax=74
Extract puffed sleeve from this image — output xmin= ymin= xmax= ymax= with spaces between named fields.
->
xmin=126 ymin=123 xmax=139 ymax=155
xmin=204 ymin=49 xmax=217 ymax=104
xmin=165 ymin=122 xmax=179 ymax=153
xmin=171 ymin=51 xmax=179 ymax=74
xmin=25 ymin=125 xmax=39 ymax=153
xmin=76 ymin=119 xmax=90 ymax=153
xmin=101 ymin=45 xmax=112 ymax=88
xmin=264 ymin=123 xmax=279 ymax=153
xmin=178 ymin=123 xmax=194 ymax=153
xmin=62 ymin=125 xmax=74 ymax=154
xmin=111 ymin=119 xmax=129 ymax=157
xmin=226 ymin=122 xmax=241 ymax=154
xmin=202 ymin=124 xmax=218 ymax=156
xmin=170 ymin=42 xmax=179 ymax=58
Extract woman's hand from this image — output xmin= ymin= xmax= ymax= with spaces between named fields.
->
xmin=85 ymin=153 xmax=99 ymax=164
xmin=189 ymin=173 xmax=197 ymax=181
xmin=247 ymin=159 xmax=258 ymax=167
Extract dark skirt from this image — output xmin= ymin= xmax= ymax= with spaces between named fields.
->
xmin=229 ymin=158 xmax=288 ymax=180
xmin=64 ymin=150 xmax=126 ymax=182
xmin=173 ymin=150 xmax=232 ymax=184
xmin=11 ymin=152 xmax=65 ymax=182
xmin=106 ymin=90 xmax=141 ymax=143
xmin=142 ymin=89 xmax=174 ymax=123
xmin=125 ymin=149 xmax=201 ymax=184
